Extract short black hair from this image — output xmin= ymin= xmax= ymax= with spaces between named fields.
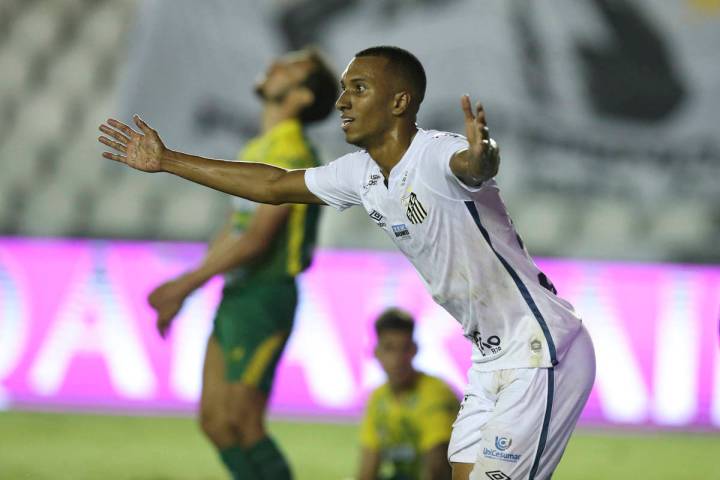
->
xmin=374 ymin=308 xmax=415 ymax=337
xmin=299 ymin=48 xmax=339 ymax=124
xmin=355 ymin=45 xmax=426 ymax=112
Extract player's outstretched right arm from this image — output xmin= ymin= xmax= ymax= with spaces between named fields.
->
xmin=98 ymin=116 xmax=324 ymax=205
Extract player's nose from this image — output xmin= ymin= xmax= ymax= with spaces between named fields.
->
xmin=335 ymin=90 xmax=350 ymax=111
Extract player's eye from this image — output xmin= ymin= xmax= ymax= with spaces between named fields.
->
xmin=356 ymin=85 xmax=366 ymax=93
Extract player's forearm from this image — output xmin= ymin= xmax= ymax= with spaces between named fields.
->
xmin=182 ymin=235 xmax=265 ymax=290
xmin=161 ymin=149 xmax=287 ymax=204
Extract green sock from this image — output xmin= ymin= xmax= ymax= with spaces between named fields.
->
xmin=219 ymin=445 xmax=259 ymax=479
xmin=245 ymin=436 xmax=292 ymax=480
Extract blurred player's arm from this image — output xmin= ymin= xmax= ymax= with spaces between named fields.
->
xmin=421 ymin=443 xmax=451 ymax=480
xmin=180 ymin=204 xmax=289 ymax=289
xmin=356 ymin=448 xmax=381 ymax=480
xmin=449 ymin=96 xmax=500 ymax=187
xmin=148 ymin=204 xmax=290 ymax=336
xmin=98 ymin=116 xmax=323 ymax=205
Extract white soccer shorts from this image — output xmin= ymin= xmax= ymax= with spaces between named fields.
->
xmin=448 ymin=325 xmax=595 ymax=480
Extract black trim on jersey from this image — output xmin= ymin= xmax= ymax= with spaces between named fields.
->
xmin=529 ymin=368 xmax=555 ymax=480
xmin=464 ymin=201 xmax=558 ymax=365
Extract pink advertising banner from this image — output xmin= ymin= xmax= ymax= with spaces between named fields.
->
xmin=0 ymin=238 xmax=718 ymax=428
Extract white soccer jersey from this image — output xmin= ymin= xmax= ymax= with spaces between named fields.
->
xmin=305 ymin=129 xmax=583 ymax=370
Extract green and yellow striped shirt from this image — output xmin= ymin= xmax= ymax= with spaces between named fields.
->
xmin=225 ymin=119 xmax=320 ymax=287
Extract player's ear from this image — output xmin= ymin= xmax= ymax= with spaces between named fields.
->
xmin=292 ymin=86 xmax=314 ymax=109
xmin=373 ymin=345 xmax=380 ymax=359
xmin=391 ymin=91 xmax=411 ymax=116
xmin=411 ymin=341 xmax=418 ymax=357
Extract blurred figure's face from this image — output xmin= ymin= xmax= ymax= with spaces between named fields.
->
xmin=335 ymin=55 xmax=396 ymax=148
xmin=255 ymin=51 xmax=315 ymax=105
xmin=375 ymin=329 xmax=417 ymax=390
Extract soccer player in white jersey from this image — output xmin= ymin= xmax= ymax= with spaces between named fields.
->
xmin=99 ymin=45 xmax=595 ymax=480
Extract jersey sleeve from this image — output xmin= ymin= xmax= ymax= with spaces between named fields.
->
xmin=418 ymin=132 xmax=486 ymax=199
xmin=359 ymin=391 xmax=381 ymax=449
xmin=417 ymin=380 xmax=459 ymax=452
xmin=304 ymin=152 xmax=364 ymax=211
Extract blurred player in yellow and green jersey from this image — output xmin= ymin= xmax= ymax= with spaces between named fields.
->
xmin=146 ymin=48 xmax=338 ymax=480
xmin=357 ymin=308 xmax=459 ymax=480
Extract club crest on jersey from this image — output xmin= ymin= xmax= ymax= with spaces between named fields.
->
xmin=403 ymin=192 xmax=427 ymax=224
xmin=392 ymin=223 xmax=411 ymax=240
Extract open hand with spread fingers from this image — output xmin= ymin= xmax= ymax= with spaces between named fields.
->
xmin=461 ymin=95 xmax=500 ymax=180
xmin=98 ymin=115 xmax=166 ymax=172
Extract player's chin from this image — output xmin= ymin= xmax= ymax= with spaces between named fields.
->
xmin=342 ymin=130 xmax=364 ymax=147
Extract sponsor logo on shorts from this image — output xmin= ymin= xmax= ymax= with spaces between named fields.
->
xmin=392 ymin=223 xmax=411 ymax=239
xmin=495 ymin=436 xmax=512 ymax=451
xmin=484 ymin=436 xmax=521 ymax=464
xmin=483 ymin=446 xmax=521 ymax=464
xmin=485 ymin=471 xmax=511 ymax=480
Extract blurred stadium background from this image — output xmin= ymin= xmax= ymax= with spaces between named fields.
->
xmin=1 ymin=0 xmax=719 ymax=478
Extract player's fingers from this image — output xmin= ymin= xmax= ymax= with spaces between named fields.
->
xmin=102 ymin=151 xmax=127 ymax=163
xmin=461 ymin=95 xmax=474 ymax=122
xmin=133 ymin=115 xmax=154 ymax=134
xmin=157 ymin=320 xmax=166 ymax=338
xmin=98 ymin=136 xmax=127 ymax=153
xmin=107 ymin=118 xmax=137 ymax=137
xmin=474 ymin=102 xmax=489 ymax=141
xmin=475 ymin=102 xmax=487 ymax=125
xmin=99 ymin=124 xmax=130 ymax=144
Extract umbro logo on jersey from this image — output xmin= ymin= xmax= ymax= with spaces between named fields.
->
xmin=405 ymin=192 xmax=427 ymax=224
xmin=368 ymin=210 xmax=386 ymax=227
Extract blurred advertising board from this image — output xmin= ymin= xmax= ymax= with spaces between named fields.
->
xmin=0 ymin=238 xmax=718 ymax=428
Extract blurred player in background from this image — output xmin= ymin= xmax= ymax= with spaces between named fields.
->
xmin=144 ymin=48 xmax=337 ymax=480
xmin=358 ymin=308 xmax=457 ymax=480
xmin=99 ymin=45 xmax=595 ymax=480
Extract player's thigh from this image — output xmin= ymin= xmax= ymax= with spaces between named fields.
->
xmin=533 ymin=325 xmax=595 ymax=479
xmin=199 ymin=335 xmax=230 ymax=424
xmin=227 ymin=381 xmax=268 ymax=425
xmin=449 ymin=330 xmax=595 ymax=480
xmin=447 ymin=367 xmax=550 ymax=480
xmin=451 ymin=462 xmax=475 ymax=480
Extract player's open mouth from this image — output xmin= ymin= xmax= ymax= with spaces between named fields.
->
xmin=341 ymin=116 xmax=354 ymax=130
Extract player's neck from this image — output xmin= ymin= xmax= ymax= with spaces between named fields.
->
xmin=389 ymin=369 xmax=419 ymax=396
xmin=366 ymin=123 xmax=418 ymax=180
xmin=261 ymin=105 xmax=299 ymax=133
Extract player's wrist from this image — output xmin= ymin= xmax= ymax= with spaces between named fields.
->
xmin=159 ymin=148 xmax=179 ymax=173
xmin=182 ymin=267 xmax=214 ymax=291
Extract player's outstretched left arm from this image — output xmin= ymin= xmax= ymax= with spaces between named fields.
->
xmin=98 ymin=116 xmax=324 ymax=205
xmin=449 ymin=95 xmax=500 ymax=187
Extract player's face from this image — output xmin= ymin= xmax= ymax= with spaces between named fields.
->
xmin=335 ymin=56 xmax=396 ymax=148
xmin=375 ymin=330 xmax=417 ymax=389
xmin=255 ymin=51 xmax=314 ymax=104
